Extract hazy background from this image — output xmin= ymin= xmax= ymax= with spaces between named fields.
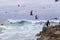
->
xmin=0 ymin=0 xmax=60 ymax=20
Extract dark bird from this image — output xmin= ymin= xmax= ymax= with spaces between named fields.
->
xmin=30 ymin=10 xmax=33 ymax=15
xmin=18 ymin=4 xmax=20 ymax=7
xmin=1 ymin=24 xmax=4 ymax=25
xmin=55 ymin=0 xmax=59 ymax=2
xmin=35 ymin=15 xmax=38 ymax=19
xmin=45 ymin=20 xmax=50 ymax=27
xmin=53 ymin=18 xmax=58 ymax=20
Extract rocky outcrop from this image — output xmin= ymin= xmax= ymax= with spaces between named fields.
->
xmin=36 ymin=25 xmax=60 ymax=40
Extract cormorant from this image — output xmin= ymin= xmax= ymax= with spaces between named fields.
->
xmin=35 ymin=15 xmax=38 ymax=19
xmin=30 ymin=10 xmax=33 ymax=15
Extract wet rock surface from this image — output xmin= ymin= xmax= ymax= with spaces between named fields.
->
xmin=36 ymin=25 xmax=60 ymax=40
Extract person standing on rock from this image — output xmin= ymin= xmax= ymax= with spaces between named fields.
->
xmin=45 ymin=20 xmax=50 ymax=27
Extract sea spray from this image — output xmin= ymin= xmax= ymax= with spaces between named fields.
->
xmin=0 ymin=19 xmax=60 ymax=40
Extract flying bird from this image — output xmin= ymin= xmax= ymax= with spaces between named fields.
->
xmin=55 ymin=0 xmax=59 ymax=2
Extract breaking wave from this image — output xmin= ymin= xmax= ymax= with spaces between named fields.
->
xmin=0 ymin=19 xmax=60 ymax=40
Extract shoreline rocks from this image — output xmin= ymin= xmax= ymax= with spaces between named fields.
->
xmin=36 ymin=25 xmax=60 ymax=40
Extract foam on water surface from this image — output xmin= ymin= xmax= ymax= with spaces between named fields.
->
xmin=0 ymin=19 xmax=44 ymax=40
xmin=0 ymin=19 xmax=60 ymax=40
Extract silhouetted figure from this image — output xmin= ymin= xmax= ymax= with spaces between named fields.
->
xmin=1 ymin=24 xmax=4 ymax=25
xmin=30 ymin=10 xmax=33 ymax=15
xmin=35 ymin=15 xmax=38 ymax=19
xmin=18 ymin=4 xmax=20 ymax=7
xmin=45 ymin=20 xmax=50 ymax=27
xmin=53 ymin=18 xmax=58 ymax=20
xmin=55 ymin=0 xmax=59 ymax=2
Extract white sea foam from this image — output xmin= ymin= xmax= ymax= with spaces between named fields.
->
xmin=0 ymin=19 xmax=60 ymax=40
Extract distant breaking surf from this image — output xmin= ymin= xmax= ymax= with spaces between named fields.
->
xmin=0 ymin=19 xmax=60 ymax=40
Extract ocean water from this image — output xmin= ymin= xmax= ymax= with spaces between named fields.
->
xmin=0 ymin=19 xmax=60 ymax=40
xmin=0 ymin=0 xmax=60 ymax=40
